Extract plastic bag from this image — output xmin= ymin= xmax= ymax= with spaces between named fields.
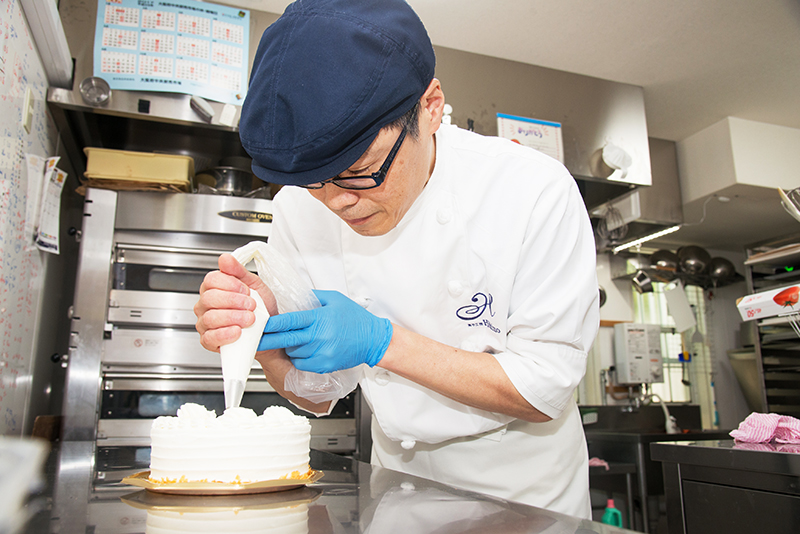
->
xmin=230 ymin=241 xmax=363 ymax=403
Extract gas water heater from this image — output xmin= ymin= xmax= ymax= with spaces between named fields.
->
xmin=613 ymin=323 xmax=664 ymax=384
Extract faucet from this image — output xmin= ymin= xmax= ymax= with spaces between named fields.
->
xmin=644 ymin=393 xmax=681 ymax=434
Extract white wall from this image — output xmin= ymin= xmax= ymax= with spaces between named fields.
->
xmin=596 ymin=253 xmax=633 ymax=323
xmin=590 ymin=254 xmax=636 ymax=407
xmin=0 ymin=0 xmax=63 ymax=435
xmin=703 ymin=248 xmax=751 ymax=429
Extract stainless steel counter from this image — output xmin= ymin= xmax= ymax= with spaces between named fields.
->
xmin=20 ymin=442 xmax=636 ymax=534
xmin=651 ymin=439 xmax=800 ymax=534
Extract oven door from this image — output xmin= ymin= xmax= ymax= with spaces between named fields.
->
xmin=108 ymin=242 xmax=221 ymax=327
xmin=97 ymin=370 xmax=357 ymax=452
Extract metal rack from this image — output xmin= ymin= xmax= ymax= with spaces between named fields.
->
xmin=743 ymin=233 xmax=800 ymax=417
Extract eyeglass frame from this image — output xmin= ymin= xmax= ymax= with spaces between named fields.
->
xmin=297 ymin=124 xmax=408 ymax=190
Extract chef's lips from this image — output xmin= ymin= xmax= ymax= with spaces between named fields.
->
xmin=220 ymin=288 xmax=270 ymax=410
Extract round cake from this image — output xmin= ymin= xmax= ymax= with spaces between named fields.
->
xmin=149 ymin=403 xmax=311 ymax=484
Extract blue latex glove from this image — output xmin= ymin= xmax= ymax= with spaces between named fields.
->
xmin=257 ymin=290 xmax=393 ymax=374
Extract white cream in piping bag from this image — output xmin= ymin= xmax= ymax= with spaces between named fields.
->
xmin=220 ymin=288 xmax=270 ymax=410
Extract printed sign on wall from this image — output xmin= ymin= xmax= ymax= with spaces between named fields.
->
xmin=497 ymin=113 xmax=564 ymax=164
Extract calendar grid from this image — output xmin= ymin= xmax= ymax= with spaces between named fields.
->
xmin=142 ymin=10 xmax=177 ymax=31
xmin=100 ymin=50 xmax=137 ymax=75
xmin=102 ymin=27 xmax=138 ymax=50
xmin=140 ymin=33 xmax=174 ymax=55
xmin=176 ymin=36 xmax=210 ymax=60
xmin=211 ymin=42 xmax=243 ymax=67
xmin=139 ymin=56 xmax=174 ymax=77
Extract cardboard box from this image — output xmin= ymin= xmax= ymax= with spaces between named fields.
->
xmin=83 ymin=148 xmax=194 ymax=191
xmin=736 ymin=284 xmax=800 ymax=321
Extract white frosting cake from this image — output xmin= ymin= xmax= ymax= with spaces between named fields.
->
xmin=149 ymin=403 xmax=311 ymax=484
xmin=145 ymin=505 xmax=309 ymax=534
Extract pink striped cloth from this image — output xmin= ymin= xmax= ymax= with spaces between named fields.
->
xmin=729 ymin=412 xmax=800 ymax=444
xmin=588 ymin=457 xmax=610 ymax=470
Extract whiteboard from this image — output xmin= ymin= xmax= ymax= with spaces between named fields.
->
xmin=0 ymin=0 xmax=60 ymax=435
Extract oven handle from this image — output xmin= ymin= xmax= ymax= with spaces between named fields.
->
xmin=115 ymin=243 xmax=233 ymax=257
xmin=103 ymin=372 xmax=267 ymax=380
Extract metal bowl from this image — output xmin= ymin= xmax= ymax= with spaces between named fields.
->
xmin=79 ymin=77 xmax=111 ymax=106
xmin=195 ymin=166 xmax=254 ymax=196
xmin=708 ymin=257 xmax=737 ymax=283
xmin=678 ymin=245 xmax=711 ymax=275
xmin=650 ymin=249 xmax=680 ymax=272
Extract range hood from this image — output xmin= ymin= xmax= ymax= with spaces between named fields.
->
xmin=590 ymin=138 xmax=684 ymax=252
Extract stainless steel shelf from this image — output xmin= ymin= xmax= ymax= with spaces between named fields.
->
xmin=744 ymin=235 xmax=800 ymax=416
xmin=47 ymin=87 xmax=241 ymax=131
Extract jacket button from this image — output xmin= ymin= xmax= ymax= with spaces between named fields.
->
xmin=436 ymin=207 xmax=452 ymax=224
xmin=375 ymin=371 xmax=390 ymax=385
xmin=353 ymin=296 xmax=371 ymax=308
xmin=448 ymin=280 xmax=466 ymax=297
xmin=401 ymin=439 xmax=416 ymax=450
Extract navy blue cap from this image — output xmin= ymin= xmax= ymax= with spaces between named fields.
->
xmin=239 ymin=0 xmax=435 ymax=186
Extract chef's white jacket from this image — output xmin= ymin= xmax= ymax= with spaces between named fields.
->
xmin=269 ymin=123 xmax=600 ymax=518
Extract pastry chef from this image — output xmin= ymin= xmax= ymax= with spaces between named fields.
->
xmin=194 ymin=0 xmax=599 ymax=518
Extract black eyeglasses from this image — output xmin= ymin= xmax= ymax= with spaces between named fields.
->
xmin=298 ymin=125 xmax=408 ymax=190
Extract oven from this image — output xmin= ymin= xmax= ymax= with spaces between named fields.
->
xmin=62 ymin=188 xmax=363 ymax=455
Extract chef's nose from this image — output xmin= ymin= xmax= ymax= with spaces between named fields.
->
xmin=318 ymin=186 xmax=361 ymax=211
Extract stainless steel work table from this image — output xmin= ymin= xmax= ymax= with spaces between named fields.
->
xmin=651 ymin=439 xmax=800 ymax=534
xmin=19 ymin=441 xmax=637 ymax=534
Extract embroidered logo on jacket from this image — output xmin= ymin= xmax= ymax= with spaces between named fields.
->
xmin=456 ymin=292 xmax=500 ymax=333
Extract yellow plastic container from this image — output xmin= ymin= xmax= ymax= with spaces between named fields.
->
xmin=83 ymin=148 xmax=194 ymax=191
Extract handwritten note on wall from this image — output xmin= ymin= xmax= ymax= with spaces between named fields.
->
xmin=497 ymin=113 xmax=564 ymax=164
xmin=0 ymin=0 xmax=59 ymax=435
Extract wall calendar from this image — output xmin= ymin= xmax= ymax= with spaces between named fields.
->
xmin=93 ymin=0 xmax=250 ymax=105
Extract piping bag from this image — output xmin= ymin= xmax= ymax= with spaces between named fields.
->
xmin=220 ymin=288 xmax=269 ymax=410
xmin=220 ymin=241 xmax=362 ymax=408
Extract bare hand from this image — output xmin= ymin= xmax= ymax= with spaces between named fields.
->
xmin=194 ymin=253 xmax=278 ymax=352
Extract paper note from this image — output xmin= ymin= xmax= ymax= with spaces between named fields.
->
xmin=35 ymin=165 xmax=67 ymax=254
xmin=24 ymin=154 xmax=47 ymax=243
xmin=664 ymin=281 xmax=697 ymax=333
xmin=497 ymin=113 xmax=564 ymax=164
